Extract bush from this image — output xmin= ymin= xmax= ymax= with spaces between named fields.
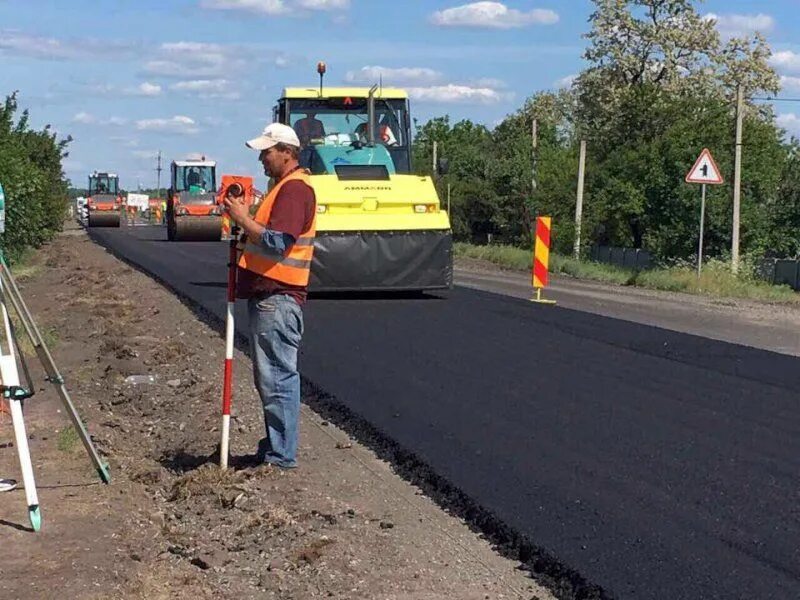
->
xmin=0 ymin=93 xmax=71 ymax=261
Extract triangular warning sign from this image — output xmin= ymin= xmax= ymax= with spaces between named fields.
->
xmin=686 ymin=148 xmax=724 ymax=185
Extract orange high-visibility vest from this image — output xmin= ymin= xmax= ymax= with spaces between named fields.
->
xmin=238 ymin=169 xmax=316 ymax=287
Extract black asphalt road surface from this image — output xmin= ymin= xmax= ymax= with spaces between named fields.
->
xmin=89 ymin=225 xmax=800 ymax=600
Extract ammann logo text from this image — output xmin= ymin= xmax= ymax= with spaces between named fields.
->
xmin=344 ymin=186 xmax=392 ymax=191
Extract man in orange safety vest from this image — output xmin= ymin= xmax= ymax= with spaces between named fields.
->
xmin=224 ymin=123 xmax=316 ymax=469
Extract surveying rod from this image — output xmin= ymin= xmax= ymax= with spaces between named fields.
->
xmin=219 ymin=181 xmax=244 ymax=470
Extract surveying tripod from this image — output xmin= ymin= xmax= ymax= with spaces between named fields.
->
xmin=0 ymin=256 xmax=110 ymax=531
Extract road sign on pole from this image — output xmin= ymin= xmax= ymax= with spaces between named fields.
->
xmin=686 ymin=149 xmax=725 ymax=277
xmin=686 ymin=148 xmax=724 ymax=185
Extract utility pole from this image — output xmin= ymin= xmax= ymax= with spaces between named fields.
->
xmin=432 ymin=140 xmax=438 ymax=175
xmin=574 ymin=139 xmax=587 ymax=260
xmin=531 ymin=118 xmax=538 ymax=199
xmin=732 ymin=84 xmax=744 ymax=274
xmin=526 ymin=118 xmax=538 ymax=240
xmin=156 ymin=150 xmax=162 ymax=200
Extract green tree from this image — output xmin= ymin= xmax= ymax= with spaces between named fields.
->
xmin=411 ymin=0 xmax=799 ymax=265
xmin=413 ymin=116 xmax=496 ymax=241
xmin=574 ymin=0 xmax=784 ymax=259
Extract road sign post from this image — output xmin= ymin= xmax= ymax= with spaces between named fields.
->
xmin=698 ymin=184 xmax=706 ymax=278
xmin=685 ymin=149 xmax=724 ymax=277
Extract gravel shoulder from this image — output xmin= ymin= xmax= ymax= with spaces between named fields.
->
xmin=0 ymin=223 xmax=552 ymax=600
xmin=455 ymin=257 xmax=800 ymax=357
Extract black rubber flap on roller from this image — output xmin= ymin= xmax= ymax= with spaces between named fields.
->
xmin=310 ymin=230 xmax=453 ymax=292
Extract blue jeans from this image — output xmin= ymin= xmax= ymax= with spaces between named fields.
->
xmin=247 ymin=294 xmax=304 ymax=468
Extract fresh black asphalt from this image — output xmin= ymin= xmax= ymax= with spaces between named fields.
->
xmin=89 ymin=225 xmax=800 ymax=600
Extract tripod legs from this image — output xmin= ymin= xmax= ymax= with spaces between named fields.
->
xmin=0 ymin=262 xmax=110 ymax=484
xmin=0 ymin=282 xmax=41 ymax=531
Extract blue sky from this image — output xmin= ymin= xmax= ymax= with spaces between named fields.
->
xmin=2 ymin=0 xmax=800 ymax=189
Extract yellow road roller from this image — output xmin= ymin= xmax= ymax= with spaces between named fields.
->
xmin=166 ymin=158 xmax=224 ymax=241
xmin=274 ymin=77 xmax=452 ymax=291
xmin=86 ymin=171 xmax=121 ymax=227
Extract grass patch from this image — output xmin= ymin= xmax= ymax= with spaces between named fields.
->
xmin=455 ymin=242 xmax=634 ymax=285
xmin=8 ymin=315 xmax=59 ymax=357
xmin=637 ymin=260 xmax=800 ymax=303
xmin=10 ymin=263 xmax=41 ymax=281
xmin=7 ymin=247 xmax=41 ymax=281
xmin=57 ymin=426 xmax=80 ymax=453
xmin=454 ymin=243 xmax=800 ymax=304
xmin=40 ymin=325 xmax=59 ymax=350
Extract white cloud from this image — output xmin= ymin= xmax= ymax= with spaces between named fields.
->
xmin=406 ymin=84 xmax=509 ymax=104
xmin=554 ymin=74 xmax=577 ymax=89
xmin=89 ymin=81 xmax=162 ymax=97
xmin=170 ymin=79 xmax=240 ymax=99
xmin=200 ymin=0 xmax=349 ymax=15
xmin=704 ymin=13 xmax=775 ymax=38
xmin=71 ymin=112 xmax=127 ymax=126
xmin=296 ymin=0 xmax=349 ymax=9
xmin=201 ymin=0 xmax=287 ymax=14
xmin=135 ymin=115 xmax=200 ymax=135
xmin=143 ymin=42 xmax=247 ymax=79
xmin=430 ymin=2 xmax=559 ymax=29
xmin=0 ymin=30 xmax=79 ymax=60
xmin=345 ymin=66 xmax=443 ymax=86
xmin=0 ymin=30 xmax=135 ymax=61
xmin=777 ymin=113 xmax=800 ymax=137
xmin=771 ymin=51 xmax=800 ymax=74
xmin=136 ymin=82 xmax=162 ymax=96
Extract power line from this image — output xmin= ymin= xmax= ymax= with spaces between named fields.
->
xmin=750 ymin=96 xmax=800 ymax=103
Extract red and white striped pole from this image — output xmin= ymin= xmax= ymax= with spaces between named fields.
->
xmin=220 ymin=182 xmax=244 ymax=470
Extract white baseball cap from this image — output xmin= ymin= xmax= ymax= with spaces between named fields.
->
xmin=246 ymin=123 xmax=301 ymax=151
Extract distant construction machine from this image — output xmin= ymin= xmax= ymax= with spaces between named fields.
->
xmin=86 ymin=171 xmax=122 ymax=227
xmin=167 ymin=158 xmax=224 ymax=241
xmin=274 ymin=64 xmax=452 ymax=291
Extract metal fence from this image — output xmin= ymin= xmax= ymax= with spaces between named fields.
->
xmin=758 ymin=259 xmax=800 ymax=291
xmin=589 ymin=246 xmax=653 ymax=270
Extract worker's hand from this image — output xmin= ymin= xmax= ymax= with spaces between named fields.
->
xmin=223 ymin=194 xmax=250 ymax=225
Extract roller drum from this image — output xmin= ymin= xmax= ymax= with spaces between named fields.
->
xmin=88 ymin=211 xmax=120 ymax=228
xmin=172 ymin=216 xmax=222 ymax=241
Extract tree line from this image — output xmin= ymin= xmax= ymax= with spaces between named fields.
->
xmin=412 ymin=0 xmax=800 ymax=263
xmin=0 ymin=92 xmax=71 ymax=261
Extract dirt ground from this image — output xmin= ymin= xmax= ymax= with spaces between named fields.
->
xmin=0 ymin=223 xmax=552 ymax=600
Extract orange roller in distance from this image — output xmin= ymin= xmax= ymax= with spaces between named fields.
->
xmin=531 ymin=216 xmax=556 ymax=305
